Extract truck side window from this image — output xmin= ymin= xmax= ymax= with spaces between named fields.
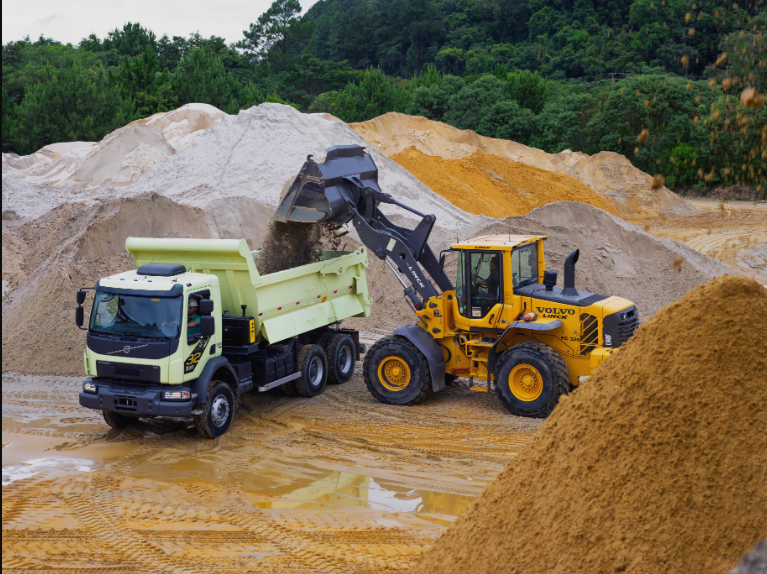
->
xmin=511 ymin=244 xmax=538 ymax=289
xmin=469 ymin=252 xmax=501 ymax=318
xmin=187 ymin=296 xmax=202 ymax=342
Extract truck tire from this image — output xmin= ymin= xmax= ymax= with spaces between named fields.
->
xmin=194 ymin=380 xmax=235 ymax=439
xmin=102 ymin=410 xmax=130 ymax=430
xmin=363 ymin=335 xmax=431 ymax=405
xmin=323 ymin=334 xmax=356 ymax=384
xmin=495 ymin=342 xmax=570 ymax=418
xmin=293 ymin=344 xmax=328 ymax=397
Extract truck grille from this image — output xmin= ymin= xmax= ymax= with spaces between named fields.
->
xmin=96 ymin=361 xmax=161 ymax=383
xmin=618 ymin=311 xmax=639 ymax=345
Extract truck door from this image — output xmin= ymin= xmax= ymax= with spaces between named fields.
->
xmin=183 ymin=291 xmax=213 ymax=380
xmin=454 ymin=250 xmax=503 ymax=330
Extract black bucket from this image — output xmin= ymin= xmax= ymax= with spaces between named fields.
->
xmin=273 ymin=145 xmax=380 ymax=224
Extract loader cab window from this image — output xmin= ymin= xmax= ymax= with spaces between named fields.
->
xmin=511 ymin=243 xmax=539 ymax=289
xmin=467 ymin=252 xmax=502 ymax=318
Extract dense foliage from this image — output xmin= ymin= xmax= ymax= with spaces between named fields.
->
xmin=2 ymin=1 xmax=765 ymax=191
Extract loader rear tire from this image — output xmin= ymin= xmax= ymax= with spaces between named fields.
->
xmin=293 ymin=344 xmax=328 ymax=397
xmin=495 ymin=342 xmax=570 ymax=418
xmin=102 ymin=410 xmax=130 ymax=430
xmin=363 ymin=336 xmax=431 ymax=405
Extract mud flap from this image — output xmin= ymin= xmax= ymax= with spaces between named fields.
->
xmin=393 ymin=325 xmax=446 ymax=392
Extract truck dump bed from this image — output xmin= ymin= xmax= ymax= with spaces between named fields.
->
xmin=126 ymin=237 xmax=371 ymax=344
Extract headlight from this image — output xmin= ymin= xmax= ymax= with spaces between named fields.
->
xmin=163 ymin=390 xmax=191 ymax=401
xmin=83 ymin=381 xmax=98 ymax=394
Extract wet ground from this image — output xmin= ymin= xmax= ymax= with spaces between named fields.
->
xmin=2 ymin=366 xmax=541 ymax=573
xmin=633 ymin=199 xmax=767 ymax=283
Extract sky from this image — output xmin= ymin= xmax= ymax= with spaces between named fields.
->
xmin=2 ymin=0 xmax=319 ymax=46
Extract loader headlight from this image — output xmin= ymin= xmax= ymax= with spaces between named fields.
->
xmin=83 ymin=381 xmax=98 ymax=394
xmin=163 ymin=390 xmax=191 ymax=401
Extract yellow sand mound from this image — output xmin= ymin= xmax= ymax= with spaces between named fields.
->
xmin=391 ymin=147 xmax=618 ymax=217
xmin=352 ymin=113 xmax=694 ymax=218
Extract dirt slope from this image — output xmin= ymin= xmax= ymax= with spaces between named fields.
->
xmin=412 ymin=275 xmax=767 ymax=574
xmin=352 ymin=112 xmax=693 ymax=218
xmin=392 ymin=147 xmax=618 ymax=217
xmin=1 ymin=194 xmax=270 ymax=375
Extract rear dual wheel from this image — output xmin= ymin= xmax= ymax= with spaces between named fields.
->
xmin=363 ymin=335 xmax=431 ymax=405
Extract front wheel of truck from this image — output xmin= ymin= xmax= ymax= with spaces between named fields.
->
xmin=102 ymin=410 xmax=131 ymax=430
xmin=194 ymin=380 xmax=235 ymax=439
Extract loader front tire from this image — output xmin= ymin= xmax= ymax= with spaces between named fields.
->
xmin=495 ymin=342 xmax=570 ymax=418
xmin=363 ymin=336 xmax=431 ymax=405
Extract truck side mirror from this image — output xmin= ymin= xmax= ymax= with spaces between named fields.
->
xmin=199 ymin=299 xmax=214 ymax=315
xmin=200 ymin=316 xmax=215 ymax=337
xmin=77 ymin=290 xmax=86 ymax=305
xmin=76 ymin=306 xmax=85 ymax=328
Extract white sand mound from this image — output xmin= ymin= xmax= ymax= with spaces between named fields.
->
xmin=128 ymin=103 xmax=478 ymax=233
xmin=1 ymin=104 xmax=226 ymax=190
xmin=351 ymin=113 xmax=694 ymax=218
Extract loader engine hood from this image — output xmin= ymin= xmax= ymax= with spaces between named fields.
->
xmin=274 ymin=145 xmax=380 ymax=224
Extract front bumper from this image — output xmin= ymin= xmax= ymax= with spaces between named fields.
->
xmin=79 ymin=378 xmax=196 ymax=418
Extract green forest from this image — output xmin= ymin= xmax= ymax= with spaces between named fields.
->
xmin=2 ymin=0 xmax=765 ymax=190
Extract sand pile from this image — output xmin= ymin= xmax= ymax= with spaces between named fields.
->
xmin=128 ymin=104 xmax=477 ymax=234
xmin=392 ymin=147 xmax=618 ymax=218
xmin=1 ymin=193 xmax=269 ymax=375
xmin=351 ymin=113 xmax=694 ymax=218
xmin=413 ymin=274 xmax=767 ymax=574
xmin=1 ymin=104 xmax=226 ymax=189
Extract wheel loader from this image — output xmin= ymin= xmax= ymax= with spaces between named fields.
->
xmin=275 ymin=145 xmax=639 ymax=417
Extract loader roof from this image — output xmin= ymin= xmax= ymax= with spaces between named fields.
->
xmin=450 ymin=234 xmax=546 ymax=251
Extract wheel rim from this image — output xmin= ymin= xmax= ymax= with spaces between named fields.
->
xmin=509 ymin=363 xmax=543 ymax=402
xmin=210 ymin=395 xmax=230 ymax=427
xmin=339 ymin=345 xmax=353 ymax=374
xmin=378 ymin=356 xmax=411 ymax=391
xmin=308 ymin=356 xmax=324 ymax=387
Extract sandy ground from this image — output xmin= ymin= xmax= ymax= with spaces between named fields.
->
xmin=633 ymin=199 xmax=767 ymax=283
xmin=1 ymin=339 xmax=541 ymax=573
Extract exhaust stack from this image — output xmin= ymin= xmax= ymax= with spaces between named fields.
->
xmin=562 ymin=249 xmax=579 ymax=296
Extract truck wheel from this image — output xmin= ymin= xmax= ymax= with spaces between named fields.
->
xmin=495 ymin=342 xmax=570 ymax=418
xmin=102 ymin=410 xmax=130 ymax=430
xmin=324 ymin=334 xmax=356 ymax=384
xmin=293 ymin=344 xmax=328 ymax=397
xmin=363 ymin=336 xmax=431 ymax=405
xmin=194 ymin=380 xmax=235 ymax=439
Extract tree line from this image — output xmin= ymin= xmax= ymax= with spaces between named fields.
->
xmin=2 ymin=0 xmax=765 ymax=192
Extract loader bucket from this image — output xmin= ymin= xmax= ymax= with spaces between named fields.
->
xmin=274 ymin=145 xmax=380 ymax=225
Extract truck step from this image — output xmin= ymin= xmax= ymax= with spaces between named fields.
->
xmin=258 ymin=371 xmax=302 ymax=392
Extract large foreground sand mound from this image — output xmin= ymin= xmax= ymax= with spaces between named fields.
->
xmin=352 ymin=113 xmax=693 ymax=218
xmin=1 ymin=104 xmax=226 ymax=189
xmin=413 ymin=274 xmax=767 ymax=574
xmin=392 ymin=147 xmax=618 ymax=217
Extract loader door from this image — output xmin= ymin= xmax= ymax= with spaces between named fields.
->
xmin=454 ymin=250 xmax=503 ymax=329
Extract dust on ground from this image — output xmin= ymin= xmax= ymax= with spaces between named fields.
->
xmin=1 ymin=367 xmax=541 ymax=573
xmin=391 ymin=147 xmax=619 ymax=218
xmin=413 ymin=275 xmax=767 ymax=574
xmin=633 ymin=199 xmax=767 ymax=283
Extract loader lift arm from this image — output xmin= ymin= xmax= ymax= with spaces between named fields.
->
xmin=275 ymin=145 xmax=453 ymax=310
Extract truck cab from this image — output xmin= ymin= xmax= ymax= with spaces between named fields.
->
xmin=78 ymin=237 xmax=371 ymax=438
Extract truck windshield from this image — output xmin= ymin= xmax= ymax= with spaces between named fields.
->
xmin=89 ymin=292 xmax=183 ymax=340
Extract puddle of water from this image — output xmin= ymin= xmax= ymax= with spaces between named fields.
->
xmin=255 ymin=470 xmax=475 ymax=523
xmin=2 ymin=457 xmax=95 ymax=485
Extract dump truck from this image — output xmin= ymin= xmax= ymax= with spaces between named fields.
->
xmin=275 ymin=145 xmax=639 ymax=417
xmin=76 ymin=238 xmax=371 ymax=438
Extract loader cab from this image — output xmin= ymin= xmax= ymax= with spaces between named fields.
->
xmin=450 ymin=235 xmax=546 ymax=332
